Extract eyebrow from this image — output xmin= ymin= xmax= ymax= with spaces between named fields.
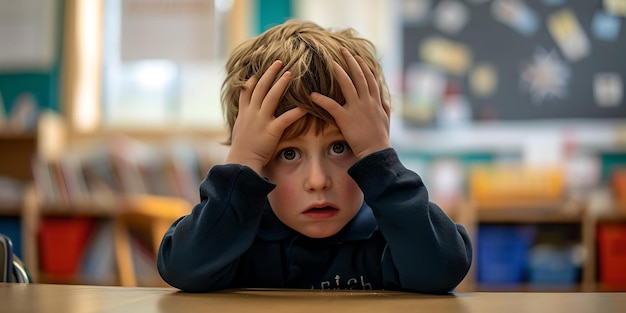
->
xmin=322 ymin=128 xmax=343 ymax=137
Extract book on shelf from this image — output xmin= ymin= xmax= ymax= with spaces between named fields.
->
xmin=81 ymin=149 xmax=122 ymax=206
xmin=128 ymin=230 xmax=163 ymax=287
xmin=58 ymin=152 xmax=91 ymax=205
xmin=80 ymin=220 xmax=117 ymax=286
xmin=168 ymin=143 xmax=203 ymax=204
xmin=31 ymin=157 xmax=59 ymax=205
xmin=0 ymin=176 xmax=26 ymax=210
xmin=30 ymin=137 xmax=229 ymax=209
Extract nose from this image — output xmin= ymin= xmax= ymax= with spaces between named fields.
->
xmin=304 ymin=157 xmax=331 ymax=191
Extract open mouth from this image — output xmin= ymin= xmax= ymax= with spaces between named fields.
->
xmin=303 ymin=206 xmax=339 ymax=219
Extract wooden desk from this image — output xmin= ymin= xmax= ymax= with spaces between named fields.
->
xmin=2 ymin=283 xmax=625 ymax=313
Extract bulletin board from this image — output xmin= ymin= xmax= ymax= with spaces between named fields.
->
xmin=401 ymin=0 xmax=626 ymax=125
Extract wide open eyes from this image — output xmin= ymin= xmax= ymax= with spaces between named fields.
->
xmin=279 ymin=148 xmax=301 ymax=161
xmin=277 ymin=142 xmax=351 ymax=162
xmin=329 ymin=142 xmax=351 ymax=156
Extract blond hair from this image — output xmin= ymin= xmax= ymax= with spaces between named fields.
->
xmin=221 ymin=20 xmax=390 ymax=144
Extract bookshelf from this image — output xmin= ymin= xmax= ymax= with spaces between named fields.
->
xmin=397 ymin=195 xmax=626 ymax=293
xmin=2 ymin=130 xmax=626 ymax=290
xmin=25 ymin=194 xmax=190 ymax=287
xmin=0 ymin=133 xmax=37 ymax=264
xmin=20 ymin=135 xmax=232 ymax=287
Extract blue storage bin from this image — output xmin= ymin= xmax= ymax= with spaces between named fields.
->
xmin=528 ymin=244 xmax=580 ymax=285
xmin=0 ymin=217 xmax=22 ymax=258
xmin=477 ymin=225 xmax=535 ymax=284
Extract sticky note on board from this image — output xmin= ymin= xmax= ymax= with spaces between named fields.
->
xmin=547 ymin=9 xmax=591 ymax=62
xmin=591 ymin=11 xmax=621 ymax=41
xmin=434 ymin=0 xmax=469 ymax=35
xmin=469 ymin=64 xmax=498 ymax=97
xmin=604 ymin=0 xmax=626 ymax=17
xmin=491 ymin=0 xmax=539 ymax=36
xmin=593 ymin=72 xmax=624 ymax=108
xmin=403 ymin=63 xmax=446 ymax=123
xmin=420 ymin=37 xmax=472 ymax=76
xmin=402 ymin=0 xmax=431 ymax=25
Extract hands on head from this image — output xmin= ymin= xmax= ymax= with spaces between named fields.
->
xmin=225 ymin=48 xmax=391 ymax=174
xmin=225 ymin=60 xmax=307 ymax=174
xmin=311 ymin=47 xmax=392 ymax=160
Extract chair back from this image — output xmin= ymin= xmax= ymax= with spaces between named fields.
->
xmin=0 ymin=233 xmax=31 ymax=283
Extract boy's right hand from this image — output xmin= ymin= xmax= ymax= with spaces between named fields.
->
xmin=225 ymin=60 xmax=306 ymax=174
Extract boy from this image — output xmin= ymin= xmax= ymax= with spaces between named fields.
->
xmin=157 ymin=20 xmax=472 ymax=294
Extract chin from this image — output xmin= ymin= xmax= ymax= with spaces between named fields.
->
xmin=298 ymin=226 xmax=342 ymax=239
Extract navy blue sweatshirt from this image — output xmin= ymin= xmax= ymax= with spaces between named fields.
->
xmin=157 ymin=148 xmax=472 ymax=293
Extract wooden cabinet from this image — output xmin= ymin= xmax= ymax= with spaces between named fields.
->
xmin=3 ymin=133 xmax=626 ymax=291
xmin=0 ymin=133 xmax=37 ymax=182
xmin=0 ymin=133 xmax=37 ymax=261
xmin=454 ymin=201 xmax=626 ymax=292
xmin=23 ymin=194 xmax=190 ymax=287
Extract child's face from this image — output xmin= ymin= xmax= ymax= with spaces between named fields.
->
xmin=262 ymin=124 xmax=364 ymax=239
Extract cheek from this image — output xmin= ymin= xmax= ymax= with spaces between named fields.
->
xmin=265 ymin=172 xmax=299 ymax=209
xmin=337 ymin=174 xmax=364 ymax=202
xmin=269 ymin=182 xmax=298 ymax=203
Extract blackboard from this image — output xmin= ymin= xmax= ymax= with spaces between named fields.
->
xmin=402 ymin=0 xmax=626 ymax=124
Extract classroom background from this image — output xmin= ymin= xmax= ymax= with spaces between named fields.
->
xmin=1 ymin=0 xmax=625 ymax=292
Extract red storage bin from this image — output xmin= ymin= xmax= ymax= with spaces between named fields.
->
xmin=598 ymin=224 xmax=626 ymax=285
xmin=39 ymin=217 xmax=96 ymax=276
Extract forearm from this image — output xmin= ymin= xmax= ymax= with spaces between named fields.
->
xmin=349 ymin=148 xmax=472 ymax=294
xmin=157 ymin=164 xmax=274 ymax=292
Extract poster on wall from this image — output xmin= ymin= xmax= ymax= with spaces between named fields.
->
xmin=401 ymin=0 xmax=626 ymax=127
xmin=0 ymin=0 xmax=57 ymax=71
xmin=121 ymin=0 xmax=217 ymax=61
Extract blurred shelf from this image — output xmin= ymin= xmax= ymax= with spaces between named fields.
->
xmin=0 ymin=207 xmax=23 ymax=216
xmin=0 ymin=132 xmax=37 ymax=181
xmin=596 ymin=211 xmax=626 ymax=223
xmin=477 ymin=208 xmax=583 ymax=224
xmin=38 ymin=204 xmax=121 ymax=218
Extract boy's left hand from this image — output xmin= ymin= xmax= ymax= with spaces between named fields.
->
xmin=310 ymin=47 xmax=391 ymax=160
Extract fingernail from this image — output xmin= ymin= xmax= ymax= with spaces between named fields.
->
xmin=284 ymin=71 xmax=292 ymax=78
xmin=275 ymin=60 xmax=283 ymax=66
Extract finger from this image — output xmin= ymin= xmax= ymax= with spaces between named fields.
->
xmin=269 ymin=107 xmax=307 ymax=139
xmin=260 ymin=71 xmax=293 ymax=116
xmin=250 ymin=60 xmax=284 ymax=107
xmin=239 ymin=75 xmax=259 ymax=109
xmin=382 ymin=100 xmax=391 ymax=120
xmin=272 ymin=107 xmax=307 ymax=133
xmin=354 ymin=55 xmax=380 ymax=101
xmin=310 ymin=92 xmax=346 ymax=121
xmin=332 ymin=61 xmax=358 ymax=103
xmin=340 ymin=47 xmax=368 ymax=98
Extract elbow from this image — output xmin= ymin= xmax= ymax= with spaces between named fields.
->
xmin=431 ymin=226 xmax=473 ymax=293
xmin=404 ymin=260 xmax=472 ymax=294
xmin=157 ymin=260 xmax=230 ymax=293
xmin=157 ymin=249 xmax=236 ymax=293
xmin=398 ymin=232 xmax=473 ymax=294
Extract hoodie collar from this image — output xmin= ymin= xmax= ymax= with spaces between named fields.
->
xmin=256 ymin=202 xmax=378 ymax=243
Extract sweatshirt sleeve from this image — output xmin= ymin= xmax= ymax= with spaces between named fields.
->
xmin=348 ymin=148 xmax=472 ymax=294
xmin=157 ymin=164 xmax=275 ymax=292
